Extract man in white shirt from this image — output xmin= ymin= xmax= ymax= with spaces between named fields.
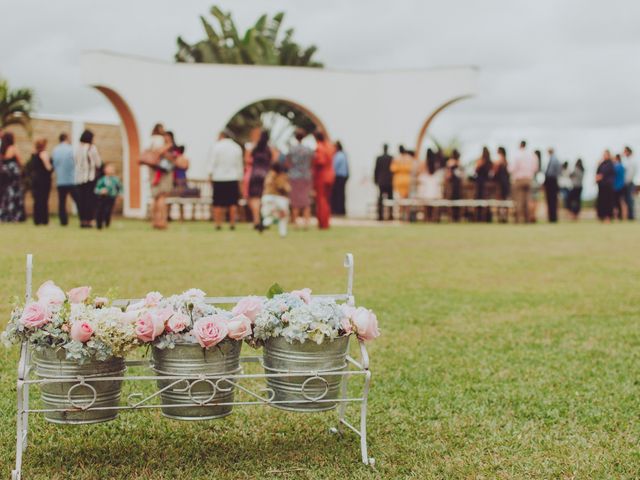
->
xmin=622 ymin=146 xmax=636 ymax=220
xmin=208 ymin=130 xmax=244 ymax=230
xmin=509 ymin=140 xmax=539 ymax=223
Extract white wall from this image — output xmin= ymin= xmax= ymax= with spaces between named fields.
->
xmin=81 ymin=52 xmax=478 ymax=218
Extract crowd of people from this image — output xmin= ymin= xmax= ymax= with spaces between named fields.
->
xmin=204 ymin=127 xmax=348 ymax=236
xmin=0 ymin=128 xmax=122 ymax=228
xmin=594 ymin=147 xmax=636 ymax=222
xmin=3 ymin=122 xmax=636 ymax=229
xmin=373 ymin=140 xmax=636 ymax=224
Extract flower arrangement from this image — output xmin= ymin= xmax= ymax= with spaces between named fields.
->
xmin=2 ymin=281 xmax=138 ymax=363
xmin=3 ymin=282 xmax=380 ymax=361
xmin=127 ymin=289 xmax=252 ymax=350
xmin=248 ymin=287 xmax=380 ymax=345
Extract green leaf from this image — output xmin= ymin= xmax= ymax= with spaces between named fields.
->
xmin=266 ymin=283 xmax=284 ymax=299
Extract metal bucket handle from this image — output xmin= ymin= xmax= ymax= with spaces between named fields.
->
xmin=188 ymin=377 xmax=218 ymax=405
xmin=67 ymin=378 xmax=97 ymax=410
xmin=301 ymin=374 xmax=330 ymax=402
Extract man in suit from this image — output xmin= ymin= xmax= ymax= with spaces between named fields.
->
xmin=374 ymin=144 xmax=393 ymax=220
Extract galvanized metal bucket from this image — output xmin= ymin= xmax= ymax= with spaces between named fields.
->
xmin=151 ymin=340 xmax=242 ymax=420
xmin=262 ymin=336 xmax=349 ymax=412
xmin=33 ymin=348 xmax=126 ymax=424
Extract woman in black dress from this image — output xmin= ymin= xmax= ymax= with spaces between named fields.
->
xmin=248 ymin=130 xmax=272 ymax=229
xmin=0 ymin=132 xmax=26 ymax=222
xmin=493 ymin=146 xmax=510 ymax=222
xmin=445 ymin=149 xmax=462 ymax=222
xmin=596 ymin=150 xmax=615 ymax=222
xmin=30 ymin=138 xmax=53 ymax=225
xmin=475 ymin=146 xmax=492 ymax=222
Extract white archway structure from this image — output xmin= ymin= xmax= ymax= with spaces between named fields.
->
xmin=81 ymin=51 xmax=478 ymax=218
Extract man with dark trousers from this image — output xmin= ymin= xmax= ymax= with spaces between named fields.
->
xmin=544 ymin=147 xmax=561 ymax=222
xmin=374 ymin=144 xmax=393 ymax=220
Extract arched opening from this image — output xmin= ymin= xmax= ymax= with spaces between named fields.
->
xmin=224 ymin=97 xmax=329 ymax=151
xmin=93 ymin=86 xmax=141 ymax=211
xmin=415 ymin=95 xmax=472 ymax=161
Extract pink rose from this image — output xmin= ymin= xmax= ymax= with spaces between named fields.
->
xmin=232 ymin=296 xmax=263 ymax=323
xmin=149 ymin=307 xmax=173 ymax=324
xmin=340 ymin=304 xmax=355 ymax=335
xmin=166 ymin=313 xmax=189 ymax=333
xmin=291 ymin=288 xmax=312 ymax=304
xmin=341 ymin=316 xmax=353 ymax=335
xmin=36 ymin=280 xmax=65 ymax=304
xmin=144 ymin=291 xmax=163 ymax=307
xmin=70 ymin=321 xmax=94 ymax=343
xmin=227 ymin=314 xmax=252 ymax=340
xmin=19 ymin=302 xmax=50 ymax=329
xmin=67 ymin=286 xmax=92 ymax=304
xmin=351 ymin=307 xmax=380 ymax=341
xmin=193 ymin=316 xmax=228 ymax=348
xmin=135 ymin=311 xmax=165 ymax=342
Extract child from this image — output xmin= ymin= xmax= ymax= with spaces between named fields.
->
xmin=94 ymin=163 xmax=122 ymax=229
xmin=260 ymin=162 xmax=291 ymax=237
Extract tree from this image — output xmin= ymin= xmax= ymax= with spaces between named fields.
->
xmin=175 ymin=6 xmax=323 ymax=67
xmin=430 ymin=136 xmax=462 ymax=159
xmin=0 ymin=79 xmax=35 ymax=131
xmin=176 ymin=6 xmax=323 ymax=142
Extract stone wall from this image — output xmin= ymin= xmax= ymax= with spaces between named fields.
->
xmin=4 ymin=116 xmax=124 ymax=219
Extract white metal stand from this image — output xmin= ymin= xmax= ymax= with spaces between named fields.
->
xmin=12 ymin=253 xmax=374 ymax=480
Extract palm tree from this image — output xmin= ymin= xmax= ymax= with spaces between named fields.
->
xmin=176 ymin=6 xmax=323 ymax=142
xmin=0 ymin=79 xmax=35 ymax=131
xmin=176 ymin=7 xmax=323 ymax=68
xmin=428 ymin=135 xmax=463 ymax=160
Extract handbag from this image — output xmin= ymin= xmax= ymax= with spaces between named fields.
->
xmin=139 ymin=149 xmax=161 ymax=167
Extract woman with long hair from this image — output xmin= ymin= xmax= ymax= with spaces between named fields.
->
xmin=312 ymin=131 xmax=335 ymax=229
xmin=148 ymin=123 xmax=174 ymax=229
xmin=30 ymin=138 xmax=53 ymax=225
xmin=0 ymin=131 xmax=26 ymax=222
xmin=331 ymin=140 xmax=348 ymax=216
xmin=248 ymin=130 xmax=272 ymax=230
xmin=390 ymin=145 xmax=414 ymax=221
xmin=493 ymin=146 xmax=510 ymax=222
xmin=286 ymin=129 xmax=314 ymax=229
xmin=596 ymin=150 xmax=615 ymax=222
xmin=475 ymin=146 xmax=492 ymax=222
xmin=74 ymin=129 xmax=102 ymax=228
xmin=445 ymin=149 xmax=463 ymax=222
xmin=416 ymin=148 xmax=444 ymax=222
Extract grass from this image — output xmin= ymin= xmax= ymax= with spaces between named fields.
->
xmin=0 ymin=219 xmax=639 ymax=479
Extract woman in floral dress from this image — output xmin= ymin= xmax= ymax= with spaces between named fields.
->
xmin=0 ymin=131 xmax=26 ymax=222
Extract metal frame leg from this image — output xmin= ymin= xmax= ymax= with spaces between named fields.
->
xmin=13 ymin=343 xmax=28 ymax=480
xmin=22 ymin=348 xmax=30 ymax=449
xmin=14 ymin=254 xmax=33 ymax=480
xmin=335 ymin=373 xmax=349 ymax=434
xmin=360 ymin=370 xmax=373 ymax=466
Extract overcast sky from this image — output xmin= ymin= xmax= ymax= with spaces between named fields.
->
xmin=3 ymin=0 xmax=639 ymax=193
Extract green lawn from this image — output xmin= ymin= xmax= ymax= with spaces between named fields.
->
xmin=1 ymin=220 xmax=639 ymax=479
